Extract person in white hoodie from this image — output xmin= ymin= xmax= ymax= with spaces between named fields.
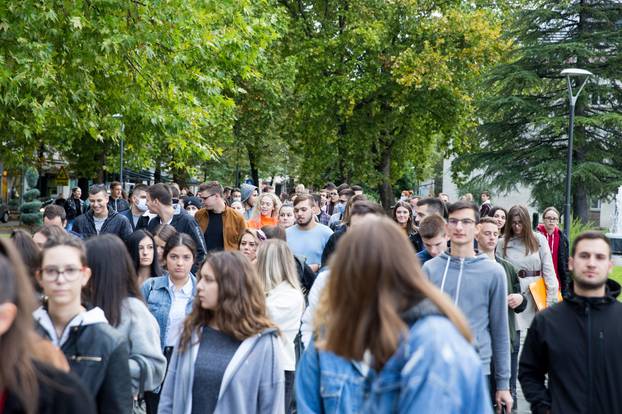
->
xmin=256 ymin=239 xmax=305 ymax=412
xmin=84 ymin=234 xmax=167 ymax=402
xmin=34 ymin=233 xmax=132 ymax=414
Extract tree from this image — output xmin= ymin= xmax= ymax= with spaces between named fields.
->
xmin=0 ymin=1 xmax=284 ymax=180
xmin=453 ymin=0 xmax=622 ymax=220
xmin=278 ymin=0 xmax=508 ymax=207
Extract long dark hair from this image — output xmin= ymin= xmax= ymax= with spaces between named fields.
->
xmin=488 ymin=206 xmax=508 ymax=234
xmin=179 ymin=252 xmax=277 ymax=351
xmin=126 ymin=230 xmax=162 ymax=277
xmin=392 ymin=200 xmax=414 ymax=233
xmin=317 ymin=217 xmax=471 ymax=370
xmin=503 ymin=205 xmax=539 ymax=257
xmin=85 ymin=234 xmax=142 ymax=327
xmin=10 ymin=229 xmax=41 ymax=292
xmin=163 ymin=232 xmax=197 ymax=262
xmin=0 ymin=239 xmax=39 ymax=414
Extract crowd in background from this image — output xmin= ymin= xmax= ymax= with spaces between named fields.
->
xmin=1 ymin=181 xmax=621 ymax=414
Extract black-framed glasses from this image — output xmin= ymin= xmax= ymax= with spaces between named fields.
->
xmin=543 ymin=216 xmax=559 ymax=222
xmin=200 ymin=194 xmax=217 ymax=201
xmin=40 ymin=266 xmax=83 ymax=282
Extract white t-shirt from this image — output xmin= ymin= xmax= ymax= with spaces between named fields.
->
xmin=94 ymin=216 xmax=106 ymax=234
xmin=165 ymin=276 xmax=193 ymax=347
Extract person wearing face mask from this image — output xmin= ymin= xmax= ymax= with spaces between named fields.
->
xmin=121 ymin=184 xmax=151 ymax=231
xmin=183 ymin=196 xmax=203 ymax=218
xmin=328 ymin=188 xmax=355 ymax=230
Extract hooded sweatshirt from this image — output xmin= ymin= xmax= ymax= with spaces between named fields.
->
xmin=422 ymin=252 xmax=510 ymax=390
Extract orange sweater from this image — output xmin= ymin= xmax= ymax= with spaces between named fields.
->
xmin=247 ymin=215 xmax=278 ymax=229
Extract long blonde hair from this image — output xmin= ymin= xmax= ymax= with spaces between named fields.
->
xmin=315 ymin=217 xmax=472 ymax=370
xmin=256 ymin=239 xmax=301 ymax=292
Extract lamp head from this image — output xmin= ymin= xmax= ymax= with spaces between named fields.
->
xmin=112 ymin=113 xmax=123 ymax=119
xmin=561 ymin=68 xmax=593 ymax=77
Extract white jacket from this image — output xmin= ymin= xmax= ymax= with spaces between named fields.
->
xmin=267 ymin=282 xmax=305 ymax=371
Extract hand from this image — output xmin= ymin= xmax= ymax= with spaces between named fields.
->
xmin=495 ymin=389 xmax=513 ymax=414
xmin=507 ymin=293 xmax=524 ymax=309
xmin=309 ymin=263 xmax=320 ymax=272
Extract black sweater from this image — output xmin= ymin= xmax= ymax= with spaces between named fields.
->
xmin=519 ymin=280 xmax=622 ymax=414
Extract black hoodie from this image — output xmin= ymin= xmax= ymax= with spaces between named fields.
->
xmin=519 ymin=279 xmax=622 ymax=414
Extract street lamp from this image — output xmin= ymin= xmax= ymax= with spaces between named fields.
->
xmin=560 ymin=68 xmax=593 ymax=246
xmin=112 ymin=113 xmax=125 ymax=187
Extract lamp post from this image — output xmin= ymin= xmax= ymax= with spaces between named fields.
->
xmin=112 ymin=113 xmax=125 ymax=187
xmin=560 ymin=68 xmax=593 ymax=247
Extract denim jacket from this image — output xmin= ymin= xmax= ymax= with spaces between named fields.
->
xmin=296 ymin=300 xmax=493 ymax=414
xmin=141 ymin=273 xmax=197 ymax=350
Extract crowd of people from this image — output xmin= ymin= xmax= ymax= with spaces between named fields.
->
xmin=1 ymin=181 xmax=621 ymax=414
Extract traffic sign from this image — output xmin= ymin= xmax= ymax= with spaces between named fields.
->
xmin=57 ymin=166 xmax=69 ymax=186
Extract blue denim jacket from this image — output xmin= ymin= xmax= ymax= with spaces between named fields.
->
xmin=141 ymin=273 xmax=196 ymax=350
xmin=296 ymin=310 xmax=492 ymax=413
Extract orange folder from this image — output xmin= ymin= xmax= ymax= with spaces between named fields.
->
xmin=529 ymin=277 xmax=563 ymax=311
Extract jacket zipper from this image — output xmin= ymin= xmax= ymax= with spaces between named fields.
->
xmin=586 ymin=304 xmax=593 ymax=411
xmin=70 ymin=355 xmax=103 ymax=362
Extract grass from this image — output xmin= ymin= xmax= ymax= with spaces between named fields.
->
xmin=611 ymin=266 xmax=622 ymax=289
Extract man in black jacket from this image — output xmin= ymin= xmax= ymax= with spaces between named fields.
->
xmin=73 ymin=184 xmax=132 ymax=241
xmin=146 ymin=183 xmax=207 ymax=269
xmin=519 ymin=231 xmax=622 ymax=414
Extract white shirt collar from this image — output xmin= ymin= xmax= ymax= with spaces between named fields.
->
xmin=168 ymin=275 xmax=193 ymax=295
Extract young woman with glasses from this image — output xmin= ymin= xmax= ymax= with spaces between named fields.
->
xmin=536 ymin=207 xmax=570 ymax=295
xmin=34 ymin=234 xmax=132 ymax=413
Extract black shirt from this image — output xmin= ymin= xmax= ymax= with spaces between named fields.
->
xmin=191 ymin=326 xmax=241 ymax=414
xmin=204 ymin=211 xmax=224 ymax=252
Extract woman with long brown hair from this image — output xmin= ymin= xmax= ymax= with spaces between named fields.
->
xmin=497 ymin=205 xmax=558 ymax=330
xmin=158 ymin=251 xmax=284 ymax=414
xmin=296 ymin=217 xmax=491 ymax=413
xmin=0 ymin=238 xmax=95 ymax=413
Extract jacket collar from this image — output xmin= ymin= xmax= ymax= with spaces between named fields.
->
xmin=564 ymin=279 xmax=620 ymax=308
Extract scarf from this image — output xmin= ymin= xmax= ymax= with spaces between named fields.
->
xmin=537 ymin=223 xmax=560 ymax=286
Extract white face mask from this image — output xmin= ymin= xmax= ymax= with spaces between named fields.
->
xmin=136 ymin=198 xmax=148 ymax=212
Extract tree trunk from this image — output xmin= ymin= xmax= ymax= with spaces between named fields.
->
xmin=154 ymin=163 xmax=161 ymax=183
xmin=97 ymin=151 xmax=106 ymax=183
xmin=378 ymin=144 xmax=394 ymax=210
xmin=248 ymin=147 xmax=259 ymax=186
xmin=573 ymin=182 xmax=589 ymax=224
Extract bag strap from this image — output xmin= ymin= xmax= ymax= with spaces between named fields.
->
xmin=130 ymin=355 xmax=148 ymax=398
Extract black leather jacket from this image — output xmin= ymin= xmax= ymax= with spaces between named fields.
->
xmin=73 ymin=209 xmax=132 ymax=241
xmin=64 ymin=197 xmax=87 ymax=220
xmin=35 ymin=308 xmax=132 ymax=414
xmin=147 ymin=213 xmax=207 ymax=269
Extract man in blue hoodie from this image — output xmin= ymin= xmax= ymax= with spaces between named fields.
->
xmin=422 ymin=200 xmax=512 ymax=414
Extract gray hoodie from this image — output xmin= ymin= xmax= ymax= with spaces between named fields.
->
xmin=158 ymin=327 xmax=284 ymax=414
xmin=422 ymin=252 xmax=510 ymax=390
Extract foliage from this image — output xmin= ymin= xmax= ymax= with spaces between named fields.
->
xmin=568 ymin=216 xmax=598 ymax=249
xmin=0 ymin=0 xmax=285 ymax=178
xmin=453 ymin=0 xmax=622 ymax=222
xmin=278 ymin=0 xmax=508 ymax=206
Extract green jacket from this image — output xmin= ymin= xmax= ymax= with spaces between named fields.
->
xmin=496 ymin=255 xmax=527 ymax=348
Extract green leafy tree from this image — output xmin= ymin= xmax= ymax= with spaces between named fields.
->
xmin=278 ymin=0 xmax=508 ymax=207
xmin=453 ymin=0 xmax=622 ymax=220
xmin=0 ymin=1 xmax=284 ymax=180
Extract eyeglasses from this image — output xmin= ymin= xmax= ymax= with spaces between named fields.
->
xmin=543 ymin=216 xmax=559 ymax=222
xmin=511 ymin=221 xmax=523 ymax=227
xmin=447 ymin=218 xmax=476 ymax=227
xmin=200 ymin=194 xmax=217 ymax=201
xmin=40 ymin=266 xmax=83 ymax=282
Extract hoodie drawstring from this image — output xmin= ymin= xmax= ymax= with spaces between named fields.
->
xmin=439 ymin=256 xmax=466 ymax=306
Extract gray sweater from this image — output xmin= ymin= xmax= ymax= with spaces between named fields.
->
xmin=116 ymin=297 xmax=167 ymax=394
xmin=158 ymin=327 xmax=284 ymax=414
xmin=423 ymin=252 xmax=510 ymax=390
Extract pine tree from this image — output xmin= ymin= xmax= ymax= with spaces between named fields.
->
xmin=454 ymin=0 xmax=622 ymax=221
